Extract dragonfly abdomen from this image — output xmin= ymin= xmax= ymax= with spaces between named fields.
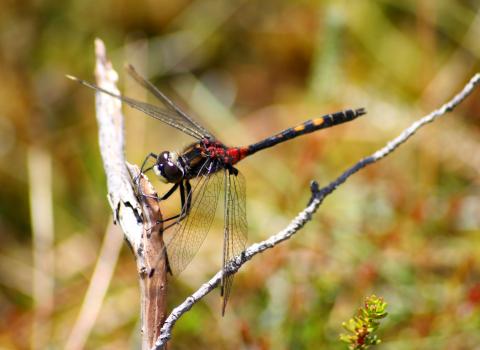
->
xmin=245 ymin=108 xmax=366 ymax=156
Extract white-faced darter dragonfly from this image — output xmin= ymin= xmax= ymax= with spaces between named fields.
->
xmin=69 ymin=65 xmax=366 ymax=314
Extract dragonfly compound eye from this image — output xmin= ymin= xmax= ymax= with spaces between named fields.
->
xmin=163 ymin=161 xmax=183 ymax=183
xmin=154 ymin=152 xmax=184 ymax=183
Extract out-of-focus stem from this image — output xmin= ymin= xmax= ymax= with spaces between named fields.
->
xmin=64 ymin=221 xmax=123 ymax=350
xmin=28 ymin=146 xmax=54 ymax=350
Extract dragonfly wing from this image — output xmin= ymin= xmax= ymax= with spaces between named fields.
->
xmin=221 ymin=169 xmax=248 ymax=314
xmin=68 ymin=76 xmax=205 ymax=140
xmin=126 ymin=65 xmax=214 ymax=139
xmin=165 ymin=161 xmax=223 ymax=274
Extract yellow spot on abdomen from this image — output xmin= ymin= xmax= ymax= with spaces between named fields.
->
xmin=294 ymin=125 xmax=305 ymax=132
xmin=312 ymin=118 xmax=324 ymax=126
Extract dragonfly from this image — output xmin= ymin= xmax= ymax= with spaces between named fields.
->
xmin=69 ymin=65 xmax=366 ymax=314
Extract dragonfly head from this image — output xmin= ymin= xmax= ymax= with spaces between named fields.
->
xmin=153 ymin=151 xmax=184 ymax=183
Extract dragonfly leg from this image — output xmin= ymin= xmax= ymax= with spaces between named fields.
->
xmin=134 ymin=165 xmax=165 ymax=201
xmin=159 ymin=182 xmax=180 ymax=201
xmin=153 ymin=182 xmax=189 ymax=276
xmin=163 ymin=180 xmax=192 ymax=230
xmin=140 ymin=179 xmax=184 ymax=235
xmin=227 ymin=165 xmax=239 ymax=176
xmin=155 ymin=182 xmax=183 ymax=224
xmin=134 ymin=152 xmax=158 ymax=187
xmin=133 ymin=153 xmax=160 ymax=200
xmin=141 ymin=152 xmax=159 ymax=173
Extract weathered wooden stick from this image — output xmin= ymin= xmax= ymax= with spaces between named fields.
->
xmin=89 ymin=38 xmax=167 ymax=350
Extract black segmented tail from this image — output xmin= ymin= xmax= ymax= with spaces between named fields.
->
xmin=245 ymin=108 xmax=366 ymax=156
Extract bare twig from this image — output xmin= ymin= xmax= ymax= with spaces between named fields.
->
xmin=154 ymin=73 xmax=480 ymax=349
xmin=81 ymin=38 xmax=167 ymax=350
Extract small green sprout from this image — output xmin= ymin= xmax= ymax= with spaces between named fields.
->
xmin=339 ymin=295 xmax=388 ymax=349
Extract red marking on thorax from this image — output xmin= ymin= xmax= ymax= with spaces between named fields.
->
xmin=201 ymin=139 xmax=248 ymax=165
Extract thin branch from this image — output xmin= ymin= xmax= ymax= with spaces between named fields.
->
xmin=154 ymin=73 xmax=480 ymax=349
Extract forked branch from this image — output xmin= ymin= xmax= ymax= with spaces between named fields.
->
xmin=153 ymin=73 xmax=480 ymax=349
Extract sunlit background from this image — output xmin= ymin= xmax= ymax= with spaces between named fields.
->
xmin=0 ymin=1 xmax=479 ymax=349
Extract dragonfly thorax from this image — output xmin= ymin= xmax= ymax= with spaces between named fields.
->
xmin=153 ymin=151 xmax=185 ymax=184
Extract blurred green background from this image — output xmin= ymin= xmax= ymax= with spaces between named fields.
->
xmin=1 ymin=0 xmax=479 ymax=349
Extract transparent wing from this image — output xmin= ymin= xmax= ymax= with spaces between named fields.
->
xmin=221 ymin=169 xmax=248 ymax=314
xmin=68 ymin=75 xmax=205 ymax=140
xmin=126 ymin=65 xmax=214 ymax=139
xmin=165 ymin=162 xmax=223 ymax=274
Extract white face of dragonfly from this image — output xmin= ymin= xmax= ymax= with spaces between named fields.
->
xmin=153 ymin=151 xmax=184 ymax=184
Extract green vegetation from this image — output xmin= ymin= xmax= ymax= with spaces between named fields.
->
xmin=340 ymin=295 xmax=388 ymax=349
